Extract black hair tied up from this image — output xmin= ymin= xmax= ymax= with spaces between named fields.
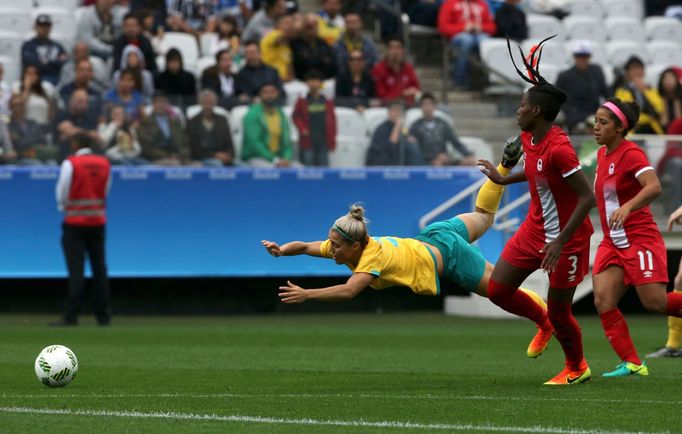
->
xmin=506 ymin=34 xmax=557 ymax=85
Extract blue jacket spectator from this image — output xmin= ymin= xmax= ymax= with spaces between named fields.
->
xmin=234 ymin=41 xmax=285 ymax=102
xmin=21 ymin=15 xmax=67 ymax=86
xmin=59 ymin=59 xmax=103 ymax=115
xmin=104 ymin=69 xmax=145 ymax=120
xmin=333 ymin=12 xmax=379 ymax=76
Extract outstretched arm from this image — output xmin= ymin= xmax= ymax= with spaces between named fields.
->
xmin=278 ymin=273 xmax=376 ymax=303
xmin=262 ymin=240 xmax=324 ymax=257
xmin=478 ymin=159 xmax=527 ymax=185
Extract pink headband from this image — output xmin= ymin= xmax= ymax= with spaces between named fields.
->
xmin=602 ymin=102 xmax=628 ymax=129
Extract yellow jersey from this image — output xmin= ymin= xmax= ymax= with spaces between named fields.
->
xmin=260 ymin=30 xmax=292 ymax=81
xmin=319 ymin=236 xmax=440 ymax=296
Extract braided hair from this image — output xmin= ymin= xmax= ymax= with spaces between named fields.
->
xmin=507 ymin=35 xmax=568 ymax=122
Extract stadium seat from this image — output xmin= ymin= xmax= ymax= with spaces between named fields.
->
xmin=405 ymin=107 xmax=454 ymax=129
xmin=200 ymin=32 xmax=218 ymax=57
xmin=521 ymin=39 xmax=569 ymax=69
xmin=0 ymin=55 xmax=20 ymax=84
xmin=644 ymin=16 xmax=682 ymax=43
xmin=283 ymin=80 xmax=308 ymax=106
xmin=31 ymin=8 xmax=77 ymax=43
xmin=185 ymin=104 xmax=230 ymax=121
xmin=563 ymin=16 xmax=607 ymax=44
xmin=480 ymin=38 xmax=527 ymax=85
xmin=459 ymin=136 xmax=493 ymax=162
xmin=331 ymin=107 xmax=368 ymax=167
xmin=330 ymin=136 xmax=368 ymax=167
xmin=646 ymin=41 xmax=682 ymax=69
xmin=34 ymin=0 xmax=81 ymax=9
xmin=606 ymin=41 xmax=648 ymax=68
xmin=0 ymin=0 xmax=31 ymax=10
xmin=321 ymin=78 xmax=335 ymax=100
xmin=158 ymin=32 xmax=200 ymax=73
xmin=602 ymin=0 xmax=643 ymax=19
xmin=645 ymin=63 xmax=672 ymax=88
xmin=0 ymin=31 xmax=23 ymax=59
xmin=564 ymin=40 xmax=608 ymax=67
xmin=196 ymin=56 xmax=216 ymax=79
xmin=567 ymin=0 xmax=605 ymax=18
xmin=229 ymin=104 xmax=249 ymax=158
xmin=0 ymin=8 xmax=32 ymax=36
xmin=526 ymin=14 xmax=565 ymax=42
xmin=605 ymin=17 xmax=646 ymax=44
xmin=74 ymin=6 xmax=88 ymax=27
xmin=362 ymin=107 xmax=388 ymax=138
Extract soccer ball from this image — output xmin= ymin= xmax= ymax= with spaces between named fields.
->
xmin=34 ymin=345 xmax=79 ymax=387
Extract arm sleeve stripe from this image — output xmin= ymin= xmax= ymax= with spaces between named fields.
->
xmin=635 ymin=166 xmax=654 ymax=178
xmin=562 ymin=165 xmax=582 ymax=178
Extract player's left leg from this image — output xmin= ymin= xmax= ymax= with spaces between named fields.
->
xmin=646 ymin=258 xmax=682 ymax=359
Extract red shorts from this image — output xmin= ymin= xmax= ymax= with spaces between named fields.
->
xmin=593 ymin=240 xmax=669 ymax=286
xmin=501 ymin=231 xmax=590 ymax=289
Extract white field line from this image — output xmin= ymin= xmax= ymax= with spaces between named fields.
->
xmin=2 ymin=392 xmax=681 ymax=406
xmin=0 ymin=406 xmax=667 ymax=434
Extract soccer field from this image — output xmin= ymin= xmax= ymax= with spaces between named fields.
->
xmin=0 ymin=313 xmax=679 ymax=433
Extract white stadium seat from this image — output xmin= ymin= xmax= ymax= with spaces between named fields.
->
xmin=362 ymin=107 xmax=388 ymax=138
xmin=459 ymin=136 xmax=493 ymax=162
xmin=0 ymin=0 xmax=32 ymax=11
xmin=230 ymin=104 xmax=249 ymax=159
xmin=0 ymin=55 xmax=20 ymax=84
xmin=606 ymin=17 xmax=646 ymax=44
xmin=283 ymin=80 xmax=308 ymax=106
xmin=644 ymin=16 xmax=682 ymax=43
xmin=567 ymin=0 xmax=605 ymax=18
xmin=602 ymin=0 xmax=643 ymax=19
xmin=0 ymin=31 xmax=23 ymax=59
xmin=330 ymin=136 xmax=368 ymax=167
xmin=0 ymin=8 xmax=32 ymax=36
xmin=563 ymin=16 xmax=607 ymax=43
xmin=526 ymin=14 xmax=565 ymax=42
xmin=646 ymin=41 xmax=682 ymax=69
xmin=480 ymin=38 xmax=528 ymax=85
xmin=405 ymin=108 xmax=454 ymax=130
xmin=321 ymin=78 xmax=335 ymax=100
xmin=34 ymin=0 xmax=81 ymax=9
xmin=606 ymin=41 xmax=648 ymax=68
xmin=158 ymin=32 xmax=200 ymax=73
xmin=74 ymin=6 xmax=88 ymax=27
xmin=31 ymin=8 xmax=77 ymax=44
xmin=185 ymin=105 xmax=230 ymax=122
xmin=521 ymin=39 xmax=569 ymax=69
xmin=200 ymin=32 xmax=218 ymax=57
xmin=331 ymin=107 xmax=369 ymax=167
xmin=645 ymin=63 xmax=673 ymax=88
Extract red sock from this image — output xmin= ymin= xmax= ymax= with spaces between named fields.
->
xmin=487 ymin=279 xmax=546 ymax=324
xmin=548 ymin=299 xmax=585 ymax=371
xmin=599 ymin=309 xmax=641 ymax=365
xmin=665 ymin=292 xmax=682 ymax=317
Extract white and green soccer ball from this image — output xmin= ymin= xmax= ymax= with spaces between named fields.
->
xmin=34 ymin=345 xmax=79 ymax=387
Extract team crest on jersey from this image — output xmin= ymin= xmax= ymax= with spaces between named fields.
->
xmin=536 ymin=158 xmax=543 ymax=172
xmin=608 ymin=163 xmax=615 ymax=175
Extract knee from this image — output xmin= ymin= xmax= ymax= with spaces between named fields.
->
xmin=641 ymin=294 xmax=667 ymax=314
xmin=593 ymin=292 xmax=614 ymax=314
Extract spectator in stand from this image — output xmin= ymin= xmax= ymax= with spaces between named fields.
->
xmin=166 ymin=0 xmax=221 ymax=36
xmin=291 ymin=14 xmax=338 ymax=81
xmin=58 ymin=42 xmax=109 ymax=92
xmin=334 ymin=11 xmax=379 ymax=76
xmin=187 ymin=89 xmax=235 ymax=166
xmin=371 ymin=37 xmax=420 ymax=105
xmin=335 ymin=49 xmax=376 ymax=111
xmin=201 ymin=49 xmax=240 ymax=109
xmin=235 ymin=40 xmax=285 ymax=103
xmin=409 ymin=93 xmax=475 ymax=166
xmin=155 ymin=48 xmax=197 ymax=109
xmin=261 ymin=14 xmax=297 ymax=82
xmin=12 ymin=65 xmax=57 ymax=129
xmin=243 ymin=0 xmax=286 ymax=43
xmin=555 ymin=40 xmax=610 ymax=133
xmin=405 ymin=0 xmax=443 ymax=28
xmin=99 ymin=105 xmax=144 ymax=165
xmin=21 ymin=15 xmax=68 ymax=87
xmin=113 ymin=13 xmax=158 ymax=75
xmin=55 ymin=89 xmax=104 ymax=161
xmin=614 ymin=56 xmax=664 ymax=135
xmin=60 ymin=59 xmax=104 ymax=118
xmin=437 ymin=0 xmax=496 ymax=90
xmin=138 ymin=91 xmax=189 ymax=165
xmin=494 ymin=0 xmax=527 ymax=41
xmin=293 ymin=70 xmax=336 ymax=166
xmin=130 ymin=0 xmax=167 ymax=33
xmin=113 ymin=45 xmax=155 ymax=101
xmin=213 ymin=15 xmax=243 ymax=59
xmin=0 ymin=63 xmax=11 ymax=119
xmin=317 ymin=0 xmax=345 ymax=44
xmin=242 ymin=83 xmax=294 ymax=167
xmin=139 ymin=9 xmax=165 ymax=55
xmin=217 ymin=0 xmax=254 ymax=26
xmin=366 ymin=100 xmax=424 ymax=166
xmin=8 ymin=95 xmax=50 ymax=165
xmin=104 ymin=68 xmax=145 ymax=120
xmin=658 ymin=68 xmax=682 ymax=131
xmin=78 ymin=0 xmax=126 ymax=60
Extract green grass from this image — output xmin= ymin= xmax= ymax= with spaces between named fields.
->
xmin=0 ymin=313 xmax=679 ymax=433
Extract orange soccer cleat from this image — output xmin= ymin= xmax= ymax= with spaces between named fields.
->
xmin=544 ymin=363 xmax=591 ymax=386
xmin=527 ymin=322 xmax=554 ymax=358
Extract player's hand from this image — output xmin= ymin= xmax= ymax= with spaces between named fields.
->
xmin=540 ymin=240 xmax=564 ymax=273
xmin=279 ymin=281 xmax=308 ymax=303
xmin=668 ymin=206 xmax=682 ymax=231
xmin=608 ymin=205 xmax=631 ymax=230
xmin=478 ymin=159 xmax=504 ymax=184
xmin=261 ymin=240 xmax=282 ymax=256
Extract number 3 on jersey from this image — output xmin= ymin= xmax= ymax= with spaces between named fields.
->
xmin=637 ymin=250 xmax=654 ymax=278
xmin=567 ymin=255 xmax=578 ymax=282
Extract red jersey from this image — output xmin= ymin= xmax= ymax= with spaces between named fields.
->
xmin=518 ymin=126 xmax=594 ymax=253
xmin=594 ymin=139 xmax=660 ymax=248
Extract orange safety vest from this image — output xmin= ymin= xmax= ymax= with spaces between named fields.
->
xmin=64 ymin=154 xmax=110 ymax=226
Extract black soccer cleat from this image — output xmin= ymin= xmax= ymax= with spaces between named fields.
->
xmin=501 ymin=135 xmax=523 ymax=169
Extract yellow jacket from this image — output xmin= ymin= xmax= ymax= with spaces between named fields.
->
xmin=615 ymin=85 xmax=665 ymax=134
xmin=260 ymin=30 xmax=292 ymax=81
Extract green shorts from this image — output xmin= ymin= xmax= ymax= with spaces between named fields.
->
xmin=414 ymin=216 xmax=487 ymax=292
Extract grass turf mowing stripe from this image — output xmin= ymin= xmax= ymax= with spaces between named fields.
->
xmin=3 ymin=393 xmax=681 ymax=406
xmin=0 ymin=406 xmax=668 ymax=434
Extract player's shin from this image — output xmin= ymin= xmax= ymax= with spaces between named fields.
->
xmin=475 ymin=165 xmax=510 ymax=213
